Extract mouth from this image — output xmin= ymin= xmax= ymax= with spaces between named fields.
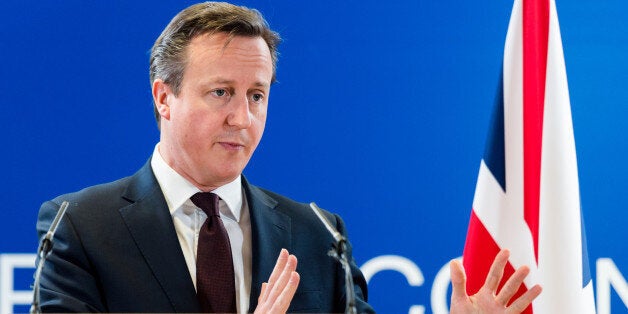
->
xmin=218 ymin=141 xmax=245 ymax=151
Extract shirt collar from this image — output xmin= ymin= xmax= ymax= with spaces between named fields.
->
xmin=150 ymin=143 xmax=243 ymax=222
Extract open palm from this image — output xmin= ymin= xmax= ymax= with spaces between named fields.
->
xmin=450 ymin=250 xmax=543 ymax=314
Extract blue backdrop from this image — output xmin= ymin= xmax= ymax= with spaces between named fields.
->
xmin=1 ymin=1 xmax=627 ymax=313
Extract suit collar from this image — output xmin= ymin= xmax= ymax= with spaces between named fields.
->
xmin=119 ymin=159 xmax=200 ymax=313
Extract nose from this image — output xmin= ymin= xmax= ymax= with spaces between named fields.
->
xmin=226 ymin=94 xmax=252 ymax=129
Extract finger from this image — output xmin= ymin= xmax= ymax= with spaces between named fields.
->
xmin=269 ymin=271 xmax=300 ymax=313
xmin=258 ymin=282 xmax=268 ymax=304
xmin=255 ymin=256 xmax=299 ymax=314
xmin=506 ymin=284 xmax=542 ymax=314
xmin=484 ymin=249 xmax=510 ymax=292
xmin=495 ymin=265 xmax=530 ymax=306
xmin=449 ymin=259 xmax=469 ymax=303
xmin=261 ymin=249 xmax=289 ymax=301
xmin=266 ymin=254 xmax=298 ymax=302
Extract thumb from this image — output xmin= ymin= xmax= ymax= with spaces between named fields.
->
xmin=450 ymin=259 xmax=469 ymax=303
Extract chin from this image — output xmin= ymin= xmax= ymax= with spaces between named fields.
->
xmin=198 ymin=159 xmax=247 ymax=181
xmin=209 ymin=169 xmax=242 ymax=183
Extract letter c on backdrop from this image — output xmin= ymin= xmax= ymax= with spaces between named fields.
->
xmin=361 ymin=255 xmax=425 ymax=314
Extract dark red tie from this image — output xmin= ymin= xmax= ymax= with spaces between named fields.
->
xmin=191 ymin=192 xmax=236 ymax=313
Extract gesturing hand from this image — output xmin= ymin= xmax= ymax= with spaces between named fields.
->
xmin=450 ymin=249 xmax=542 ymax=314
xmin=254 ymin=249 xmax=300 ymax=314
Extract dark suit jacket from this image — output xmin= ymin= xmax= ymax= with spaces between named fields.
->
xmin=36 ymin=159 xmax=374 ymax=313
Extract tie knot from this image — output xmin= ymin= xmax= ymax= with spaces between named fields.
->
xmin=191 ymin=192 xmax=220 ymax=217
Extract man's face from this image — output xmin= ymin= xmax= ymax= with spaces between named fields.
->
xmin=154 ymin=33 xmax=273 ymax=190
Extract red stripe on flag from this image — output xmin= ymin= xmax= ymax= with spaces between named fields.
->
xmin=463 ymin=211 xmax=532 ymax=313
xmin=523 ymin=0 xmax=549 ymax=264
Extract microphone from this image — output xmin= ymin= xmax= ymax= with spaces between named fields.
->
xmin=309 ymin=202 xmax=357 ymax=314
xmin=31 ymin=201 xmax=70 ymax=314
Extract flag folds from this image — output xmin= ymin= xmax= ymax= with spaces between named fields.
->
xmin=462 ymin=0 xmax=595 ymax=313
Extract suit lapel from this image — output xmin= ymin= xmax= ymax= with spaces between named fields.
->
xmin=243 ymin=177 xmax=292 ymax=311
xmin=118 ymin=161 xmax=200 ymax=313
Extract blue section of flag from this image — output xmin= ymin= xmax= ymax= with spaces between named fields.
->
xmin=483 ymin=72 xmax=506 ymax=192
xmin=580 ymin=210 xmax=592 ymax=287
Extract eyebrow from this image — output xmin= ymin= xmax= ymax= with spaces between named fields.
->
xmin=208 ymin=78 xmax=270 ymax=89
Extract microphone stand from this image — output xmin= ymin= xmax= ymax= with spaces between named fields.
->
xmin=31 ymin=201 xmax=70 ymax=314
xmin=309 ymin=202 xmax=357 ymax=314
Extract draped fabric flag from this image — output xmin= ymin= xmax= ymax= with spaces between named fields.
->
xmin=462 ymin=0 xmax=596 ymax=313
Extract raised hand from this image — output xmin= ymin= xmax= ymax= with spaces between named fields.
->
xmin=254 ymin=249 xmax=300 ymax=314
xmin=450 ymin=249 xmax=542 ymax=314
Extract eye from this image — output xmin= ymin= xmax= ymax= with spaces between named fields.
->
xmin=211 ymin=89 xmax=228 ymax=97
xmin=251 ymin=93 xmax=264 ymax=102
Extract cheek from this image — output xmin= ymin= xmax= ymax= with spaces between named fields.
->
xmin=253 ymin=105 xmax=267 ymax=125
xmin=252 ymin=113 xmax=267 ymax=138
xmin=175 ymin=110 xmax=213 ymax=147
xmin=177 ymin=104 xmax=218 ymax=131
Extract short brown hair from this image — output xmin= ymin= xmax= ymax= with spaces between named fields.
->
xmin=149 ymin=2 xmax=281 ymax=126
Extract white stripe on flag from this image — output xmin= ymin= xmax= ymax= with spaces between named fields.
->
xmin=463 ymin=0 xmax=596 ymax=312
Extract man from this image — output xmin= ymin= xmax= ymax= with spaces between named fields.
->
xmin=37 ymin=3 xmax=371 ymax=313
xmin=37 ymin=2 xmax=540 ymax=313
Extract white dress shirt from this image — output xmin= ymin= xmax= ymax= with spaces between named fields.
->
xmin=150 ymin=144 xmax=252 ymax=313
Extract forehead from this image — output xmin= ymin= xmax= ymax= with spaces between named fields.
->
xmin=185 ymin=33 xmax=272 ymax=72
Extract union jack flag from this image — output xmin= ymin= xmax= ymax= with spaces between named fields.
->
xmin=462 ymin=0 xmax=596 ymax=312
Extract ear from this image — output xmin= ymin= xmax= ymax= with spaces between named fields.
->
xmin=152 ymin=79 xmax=172 ymax=120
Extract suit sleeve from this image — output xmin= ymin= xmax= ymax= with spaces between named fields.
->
xmin=36 ymin=200 xmax=107 ymax=313
xmin=332 ymin=214 xmax=376 ymax=314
